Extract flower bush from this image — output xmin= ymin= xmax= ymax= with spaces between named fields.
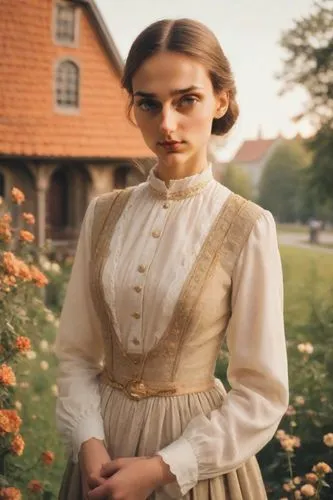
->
xmin=216 ymin=253 xmax=333 ymax=499
xmin=0 ymin=189 xmax=56 ymax=499
xmin=257 ymin=260 xmax=333 ymax=499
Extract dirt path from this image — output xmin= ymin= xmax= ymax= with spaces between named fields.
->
xmin=278 ymin=231 xmax=333 ymax=254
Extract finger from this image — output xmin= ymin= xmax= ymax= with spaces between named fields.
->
xmin=101 ymin=457 xmax=145 ymax=478
xmin=87 ymin=482 xmax=110 ymax=500
xmin=87 ymin=474 xmax=106 ymax=489
xmin=100 ymin=458 xmax=124 ymax=477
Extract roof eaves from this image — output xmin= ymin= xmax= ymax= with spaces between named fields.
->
xmin=72 ymin=0 xmax=124 ymax=76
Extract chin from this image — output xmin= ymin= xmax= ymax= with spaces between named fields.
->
xmin=157 ymin=151 xmax=191 ymax=170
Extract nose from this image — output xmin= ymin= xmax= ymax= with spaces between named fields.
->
xmin=159 ymin=106 xmax=177 ymax=136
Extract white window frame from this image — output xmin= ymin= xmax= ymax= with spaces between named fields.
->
xmin=52 ymin=0 xmax=80 ymax=47
xmin=54 ymin=58 xmax=81 ymax=114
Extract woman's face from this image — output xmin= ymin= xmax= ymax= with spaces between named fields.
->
xmin=132 ymin=51 xmax=228 ymax=178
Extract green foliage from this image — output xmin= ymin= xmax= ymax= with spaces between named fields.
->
xmin=278 ymin=0 xmax=333 ymax=205
xmin=279 ymin=0 xmax=333 ymax=127
xmin=258 ymin=140 xmax=310 ymax=222
xmin=222 ymin=163 xmax=253 ymax=199
xmin=217 ymin=246 xmax=333 ymax=498
xmin=307 ymin=125 xmax=333 ymax=205
xmin=0 ymin=192 xmax=59 ymax=499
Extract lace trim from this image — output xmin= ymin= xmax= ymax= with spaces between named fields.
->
xmin=149 ymin=179 xmax=211 ymax=200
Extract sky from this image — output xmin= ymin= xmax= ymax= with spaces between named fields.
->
xmin=95 ymin=0 xmax=316 ymax=161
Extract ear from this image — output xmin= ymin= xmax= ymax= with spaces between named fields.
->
xmin=214 ymin=91 xmax=229 ymax=119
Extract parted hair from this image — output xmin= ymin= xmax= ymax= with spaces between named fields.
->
xmin=121 ymin=18 xmax=239 ymax=136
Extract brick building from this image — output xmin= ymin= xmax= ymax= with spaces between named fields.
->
xmin=0 ymin=0 xmax=152 ymax=247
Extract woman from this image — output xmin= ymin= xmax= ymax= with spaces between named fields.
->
xmin=55 ymin=18 xmax=289 ymax=500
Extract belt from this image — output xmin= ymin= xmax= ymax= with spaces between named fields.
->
xmin=99 ymin=370 xmax=215 ymax=401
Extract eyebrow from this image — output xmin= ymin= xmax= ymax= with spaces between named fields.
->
xmin=133 ymin=85 xmax=204 ymax=98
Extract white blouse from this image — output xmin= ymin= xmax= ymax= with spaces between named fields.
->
xmin=55 ymin=166 xmax=289 ymax=495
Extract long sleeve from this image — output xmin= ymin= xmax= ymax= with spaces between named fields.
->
xmin=54 ymin=197 xmax=106 ymax=462
xmin=157 ymin=210 xmax=289 ymax=496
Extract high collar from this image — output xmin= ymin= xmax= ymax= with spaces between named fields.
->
xmin=148 ymin=165 xmax=214 ymax=200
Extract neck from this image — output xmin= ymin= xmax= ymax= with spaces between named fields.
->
xmin=155 ymin=152 xmax=209 ymax=185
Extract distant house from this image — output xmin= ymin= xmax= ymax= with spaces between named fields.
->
xmin=230 ymin=136 xmax=282 ymax=196
xmin=0 ymin=0 xmax=152 ymax=247
xmin=213 ymin=135 xmax=284 ymax=197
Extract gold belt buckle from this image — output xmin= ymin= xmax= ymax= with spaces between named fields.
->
xmin=126 ymin=380 xmax=148 ymax=400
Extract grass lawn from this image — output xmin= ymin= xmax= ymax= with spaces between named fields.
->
xmin=280 ymin=245 xmax=333 ymax=327
xmin=9 ymin=245 xmax=333 ymax=497
xmin=277 ymin=223 xmax=309 ymax=234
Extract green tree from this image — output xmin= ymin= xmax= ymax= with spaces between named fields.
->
xmin=258 ymin=140 xmax=310 ymax=222
xmin=278 ymin=0 xmax=333 ymax=200
xmin=222 ymin=163 xmax=253 ymax=199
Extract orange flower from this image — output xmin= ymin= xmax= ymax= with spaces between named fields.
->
xmin=27 ymin=480 xmax=43 ymax=493
xmin=279 ymin=434 xmax=301 ymax=453
xmin=2 ymin=213 xmax=12 ymax=224
xmin=30 ymin=265 xmax=48 ymax=288
xmin=282 ymin=480 xmax=295 ymax=492
xmin=15 ymin=336 xmax=31 ymax=353
xmin=300 ymin=484 xmax=316 ymax=497
xmin=323 ymin=433 xmax=333 ymax=447
xmin=305 ymin=473 xmax=318 ymax=483
xmin=0 ymin=411 xmax=11 ymax=435
xmin=19 ymin=230 xmax=34 ymax=243
xmin=2 ymin=252 xmax=19 ymax=275
xmin=312 ymin=462 xmax=332 ymax=475
xmin=0 ymin=409 xmax=22 ymax=435
xmin=0 ymin=486 xmax=22 ymax=500
xmin=11 ymin=187 xmax=25 ymax=205
xmin=41 ymin=450 xmax=55 ymax=465
xmin=0 ymin=363 xmax=16 ymax=386
xmin=17 ymin=260 xmax=32 ymax=281
xmin=2 ymin=253 xmax=31 ymax=282
xmin=0 ymin=222 xmax=12 ymax=242
xmin=22 ymin=212 xmax=35 ymax=225
xmin=11 ymin=433 xmax=25 ymax=456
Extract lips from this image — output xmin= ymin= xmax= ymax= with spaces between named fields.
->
xmin=159 ymin=140 xmax=182 ymax=146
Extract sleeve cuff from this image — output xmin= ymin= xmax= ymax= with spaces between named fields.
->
xmin=157 ymin=436 xmax=198 ymax=497
xmin=72 ymin=412 xmax=105 ymax=463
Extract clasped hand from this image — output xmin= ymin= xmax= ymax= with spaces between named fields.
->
xmin=87 ymin=456 xmax=173 ymax=500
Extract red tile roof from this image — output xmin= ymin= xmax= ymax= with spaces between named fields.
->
xmin=0 ymin=0 xmax=151 ymax=159
xmin=232 ymin=139 xmax=277 ymax=163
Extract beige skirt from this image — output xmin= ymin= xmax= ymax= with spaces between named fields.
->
xmin=58 ymin=381 xmax=267 ymax=500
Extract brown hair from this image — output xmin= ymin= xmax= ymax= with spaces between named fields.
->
xmin=122 ymin=19 xmax=239 ymax=136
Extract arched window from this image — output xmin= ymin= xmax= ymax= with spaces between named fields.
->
xmin=55 ymin=60 xmax=79 ymax=109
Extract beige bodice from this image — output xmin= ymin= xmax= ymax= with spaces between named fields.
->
xmin=90 ymin=188 xmax=263 ymax=401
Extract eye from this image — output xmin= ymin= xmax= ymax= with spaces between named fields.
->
xmin=136 ymin=99 xmax=160 ymax=112
xmin=178 ymin=95 xmax=199 ymax=108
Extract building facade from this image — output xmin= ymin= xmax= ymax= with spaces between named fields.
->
xmin=0 ymin=0 xmax=152 ymax=247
